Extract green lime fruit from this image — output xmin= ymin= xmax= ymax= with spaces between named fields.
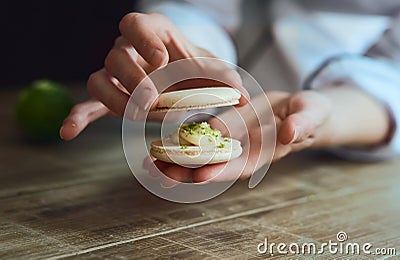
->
xmin=16 ymin=79 xmax=74 ymax=141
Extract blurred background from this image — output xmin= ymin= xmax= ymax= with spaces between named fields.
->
xmin=1 ymin=0 xmax=275 ymax=89
xmin=1 ymin=0 xmax=279 ymax=142
xmin=2 ymin=1 xmax=136 ymax=87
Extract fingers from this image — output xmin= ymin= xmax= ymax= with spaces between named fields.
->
xmin=143 ymin=157 xmax=193 ymax=187
xmin=143 ymin=159 xmax=179 ymax=187
xmin=194 ymin=60 xmax=250 ymax=106
xmin=144 ymin=156 xmax=245 ymax=184
xmin=192 ymin=164 xmax=229 ymax=183
xmin=275 ymin=110 xmax=318 ymax=161
xmin=272 ymin=91 xmax=332 ymax=161
xmin=162 ymin=164 xmax=193 ymax=183
xmin=142 ymin=156 xmax=157 ymax=176
xmin=272 ymin=142 xmax=292 ymax=162
xmin=200 ymin=67 xmax=248 ymax=106
xmin=273 ymin=91 xmax=330 ymax=146
xmin=119 ymin=13 xmax=169 ymax=67
xmin=62 ymin=65 xmax=132 ymax=140
xmin=267 ymin=91 xmax=291 ymax=108
xmin=278 ymin=110 xmax=321 ymax=145
xmin=60 ymin=100 xmax=109 ymax=140
xmin=208 ymin=117 xmax=230 ymax=137
xmin=223 ymin=69 xmax=250 ymax=107
xmin=192 ymin=159 xmax=245 ymax=183
xmin=277 ymin=114 xmax=297 ymax=145
xmin=208 ymin=98 xmax=254 ymax=138
xmin=193 ymin=125 xmax=274 ymax=183
xmin=106 ymin=12 xmax=248 ymax=118
xmin=104 ymin=45 xmax=159 ymax=112
xmin=87 ymin=69 xmax=130 ymax=117
xmin=113 ymin=36 xmax=154 ymax=74
xmin=142 ymin=125 xmax=275 ymax=184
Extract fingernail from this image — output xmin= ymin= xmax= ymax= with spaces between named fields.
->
xmin=132 ymin=105 xmax=139 ymax=121
xmin=148 ymin=170 xmax=159 ymax=178
xmin=289 ymin=128 xmax=298 ymax=144
xmin=143 ymin=160 xmax=159 ymax=178
xmin=59 ymin=126 xmax=65 ymax=140
xmin=160 ymin=181 xmax=178 ymax=188
xmin=142 ymin=158 xmax=151 ymax=170
xmin=132 ymin=78 xmax=158 ymax=111
xmin=150 ymin=49 xmax=165 ymax=67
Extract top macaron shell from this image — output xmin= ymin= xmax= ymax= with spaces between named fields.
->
xmin=153 ymin=87 xmax=241 ymax=112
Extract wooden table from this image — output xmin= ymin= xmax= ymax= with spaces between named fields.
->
xmin=1 ymin=81 xmax=400 ymax=259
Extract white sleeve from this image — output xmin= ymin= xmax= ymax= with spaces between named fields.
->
xmin=139 ymin=0 xmax=238 ymax=65
xmin=305 ymin=56 xmax=400 ymax=161
xmin=303 ymin=12 xmax=400 ymax=161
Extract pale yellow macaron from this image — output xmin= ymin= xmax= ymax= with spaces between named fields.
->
xmin=150 ymin=122 xmax=242 ymax=165
xmin=153 ymin=87 xmax=241 ymax=112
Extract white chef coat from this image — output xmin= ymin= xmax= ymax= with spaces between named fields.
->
xmin=139 ymin=0 xmax=400 ymax=161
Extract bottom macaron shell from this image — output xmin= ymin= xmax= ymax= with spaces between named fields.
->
xmin=150 ymin=139 xmax=242 ymax=165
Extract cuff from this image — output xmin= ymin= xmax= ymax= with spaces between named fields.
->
xmin=304 ymin=55 xmax=400 ymax=161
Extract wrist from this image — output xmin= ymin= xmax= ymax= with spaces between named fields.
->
xmin=312 ymin=85 xmax=390 ymax=149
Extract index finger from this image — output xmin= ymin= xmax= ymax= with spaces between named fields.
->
xmin=119 ymin=13 xmax=169 ymax=67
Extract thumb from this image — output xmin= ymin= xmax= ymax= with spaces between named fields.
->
xmin=278 ymin=112 xmax=318 ymax=145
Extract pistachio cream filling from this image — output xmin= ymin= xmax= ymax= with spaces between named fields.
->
xmin=179 ymin=122 xmax=227 ymax=148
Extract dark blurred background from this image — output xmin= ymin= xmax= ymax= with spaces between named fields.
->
xmin=2 ymin=1 xmax=137 ymax=87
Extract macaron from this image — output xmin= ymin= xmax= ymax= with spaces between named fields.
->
xmin=150 ymin=122 xmax=242 ymax=165
xmin=153 ymin=87 xmax=241 ymax=112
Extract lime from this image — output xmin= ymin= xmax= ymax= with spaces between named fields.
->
xmin=16 ymin=79 xmax=74 ymax=141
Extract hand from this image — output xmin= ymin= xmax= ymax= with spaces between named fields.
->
xmin=270 ymin=90 xmax=332 ymax=161
xmin=144 ymin=90 xmax=332 ymax=185
xmin=142 ymin=93 xmax=274 ymax=185
xmin=60 ymin=12 xmax=248 ymax=141
xmin=145 ymin=86 xmax=391 ymax=185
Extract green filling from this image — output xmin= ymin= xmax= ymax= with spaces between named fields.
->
xmin=180 ymin=122 xmax=222 ymax=140
xmin=180 ymin=122 xmax=228 ymax=147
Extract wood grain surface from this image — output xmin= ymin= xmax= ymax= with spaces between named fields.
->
xmin=1 ymin=83 xmax=399 ymax=259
